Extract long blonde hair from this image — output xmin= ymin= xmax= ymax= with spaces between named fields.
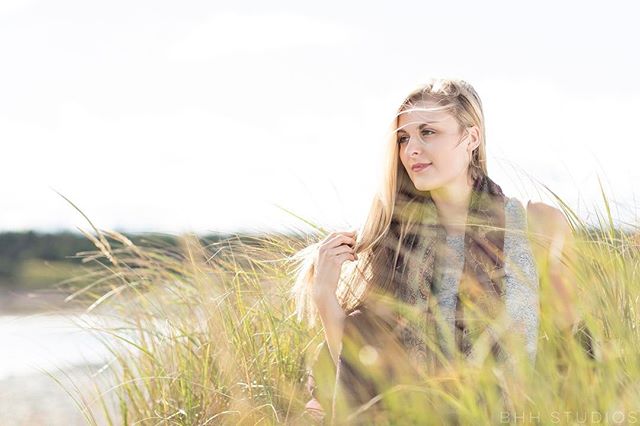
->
xmin=289 ymin=78 xmax=489 ymax=328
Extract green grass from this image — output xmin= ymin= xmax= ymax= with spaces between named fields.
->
xmin=51 ymin=184 xmax=640 ymax=425
xmin=15 ymin=259 xmax=93 ymax=290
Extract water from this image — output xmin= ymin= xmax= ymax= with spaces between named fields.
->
xmin=0 ymin=314 xmax=130 ymax=424
xmin=0 ymin=313 xmax=121 ymax=380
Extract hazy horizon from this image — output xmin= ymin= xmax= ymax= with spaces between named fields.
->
xmin=2 ymin=1 xmax=639 ymax=235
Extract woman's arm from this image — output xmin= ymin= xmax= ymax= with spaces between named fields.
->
xmin=527 ymin=201 xmax=580 ymax=332
xmin=312 ymin=288 xmax=346 ymax=367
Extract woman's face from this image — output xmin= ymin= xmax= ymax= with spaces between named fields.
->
xmin=396 ymin=100 xmax=479 ymax=192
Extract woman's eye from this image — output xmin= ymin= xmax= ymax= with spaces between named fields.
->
xmin=397 ymin=130 xmax=434 ymax=144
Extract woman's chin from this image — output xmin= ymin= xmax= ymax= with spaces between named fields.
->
xmin=413 ymin=180 xmax=437 ymax=192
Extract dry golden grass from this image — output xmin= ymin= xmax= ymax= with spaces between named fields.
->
xmin=49 ymin=183 xmax=640 ymax=425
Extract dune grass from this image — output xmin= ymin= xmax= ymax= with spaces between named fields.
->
xmin=52 ymin=182 xmax=640 ymax=425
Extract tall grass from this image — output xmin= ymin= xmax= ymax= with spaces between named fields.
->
xmin=55 ymin=182 xmax=639 ymax=425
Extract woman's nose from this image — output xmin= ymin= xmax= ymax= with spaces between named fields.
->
xmin=405 ymin=134 xmax=425 ymax=155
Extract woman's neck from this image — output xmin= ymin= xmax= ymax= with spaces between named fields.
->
xmin=430 ymin=174 xmax=474 ymax=236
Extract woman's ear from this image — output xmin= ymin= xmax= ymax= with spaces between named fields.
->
xmin=465 ymin=126 xmax=481 ymax=152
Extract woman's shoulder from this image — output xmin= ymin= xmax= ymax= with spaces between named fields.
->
xmin=500 ymin=196 xmax=567 ymax=234
xmin=496 ymin=197 xmax=572 ymax=279
xmin=519 ymin=199 xmax=574 ymax=268
xmin=524 ymin=199 xmax=570 ymax=238
xmin=503 ymin=196 xmax=527 ymax=218
xmin=501 ymin=196 xmax=570 ymax=250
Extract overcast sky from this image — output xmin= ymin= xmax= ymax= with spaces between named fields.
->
xmin=1 ymin=0 xmax=638 ymax=235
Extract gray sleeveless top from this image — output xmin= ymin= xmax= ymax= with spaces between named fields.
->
xmin=431 ymin=196 xmax=539 ymax=363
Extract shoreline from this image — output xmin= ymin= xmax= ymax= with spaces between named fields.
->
xmin=0 ymin=289 xmax=88 ymax=315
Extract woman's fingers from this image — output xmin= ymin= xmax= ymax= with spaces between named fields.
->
xmin=317 ymin=231 xmax=358 ymax=268
xmin=325 ymin=235 xmax=358 ymax=260
xmin=324 ymin=232 xmax=356 ymax=249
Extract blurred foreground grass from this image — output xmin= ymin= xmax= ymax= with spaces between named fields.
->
xmin=54 ymin=185 xmax=640 ymax=426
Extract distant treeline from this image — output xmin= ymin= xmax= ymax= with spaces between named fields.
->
xmin=0 ymin=230 xmax=262 ymax=290
xmin=3 ymin=226 xmax=632 ymax=291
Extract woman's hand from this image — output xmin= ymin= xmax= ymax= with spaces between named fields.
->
xmin=312 ymin=230 xmax=358 ymax=301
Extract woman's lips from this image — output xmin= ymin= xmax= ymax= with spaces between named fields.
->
xmin=411 ymin=163 xmax=432 ymax=172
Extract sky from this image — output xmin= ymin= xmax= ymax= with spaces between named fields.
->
xmin=1 ymin=0 xmax=639 ymax=235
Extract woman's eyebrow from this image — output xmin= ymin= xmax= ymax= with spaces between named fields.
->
xmin=397 ymin=122 xmax=439 ymax=133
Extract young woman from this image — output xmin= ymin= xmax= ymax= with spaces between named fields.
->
xmin=291 ymin=78 xmax=590 ymax=423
